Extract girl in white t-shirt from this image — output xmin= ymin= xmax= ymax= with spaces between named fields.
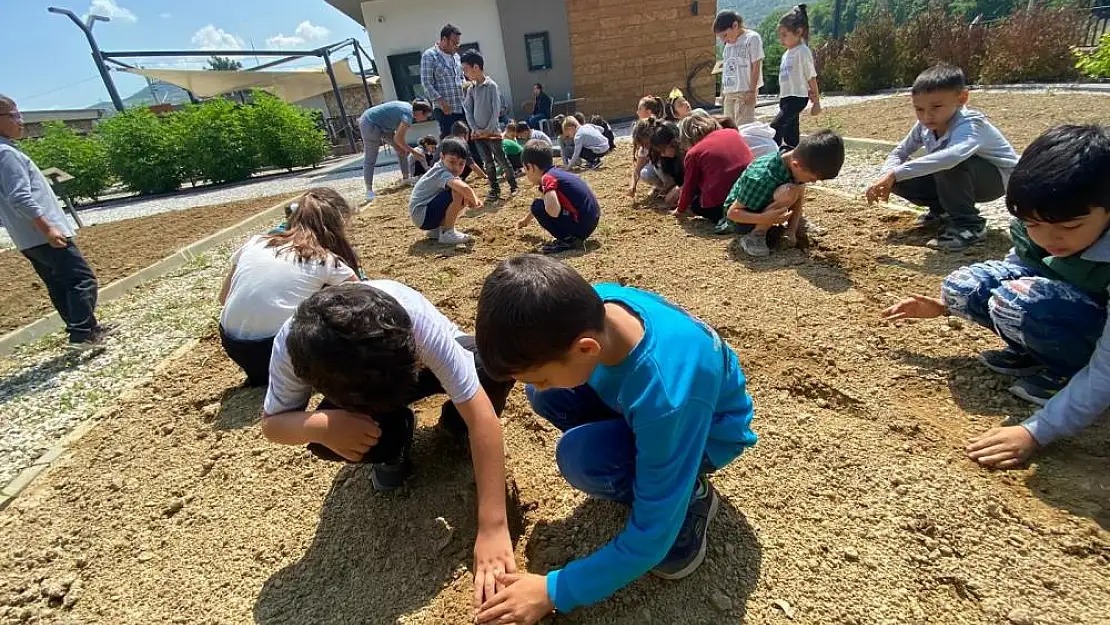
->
xmin=713 ymin=10 xmax=765 ymax=126
xmin=773 ymin=4 xmax=823 ymax=148
xmin=218 ymin=188 xmax=362 ymax=386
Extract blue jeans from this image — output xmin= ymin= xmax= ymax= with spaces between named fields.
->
xmin=527 ymin=113 xmax=549 ymax=130
xmin=530 ymin=199 xmax=598 ymax=241
xmin=942 ymin=260 xmax=1106 ymax=377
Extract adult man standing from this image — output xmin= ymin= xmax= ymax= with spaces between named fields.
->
xmin=0 ymin=95 xmax=111 ymax=349
xmin=421 ymin=24 xmax=466 ymax=139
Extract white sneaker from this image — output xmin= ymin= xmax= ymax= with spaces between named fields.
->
xmin=438 ymin=229 xmax=473 ymax=245
xmin=425 ymin=227 xmax=441 ymax=240
xmin=364 ymin=190 xmax=377 ymax=203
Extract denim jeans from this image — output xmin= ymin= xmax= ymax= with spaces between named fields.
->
xmin=21 ymin=241 xmax=99 ymax=341
xmin=527 ymin=113 xmax=549 ymax=130
xmin=433 ymin=109 xmax=466 ymax=139
xmin=941 ymin=260 xmax=1106 ymax=377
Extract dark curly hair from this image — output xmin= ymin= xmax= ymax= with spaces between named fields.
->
xmin=287 ymin=283 xmax=419 ymax=414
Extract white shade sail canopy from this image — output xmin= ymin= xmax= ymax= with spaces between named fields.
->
xmin=123 ymin=60 xmax=374 ymax=103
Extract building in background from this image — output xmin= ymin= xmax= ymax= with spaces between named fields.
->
xmin=20 ymin=109 xmax=105 ymax=138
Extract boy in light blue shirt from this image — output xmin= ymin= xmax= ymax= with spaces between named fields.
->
xmin=472 ymin=255 xmax=757 ymax=624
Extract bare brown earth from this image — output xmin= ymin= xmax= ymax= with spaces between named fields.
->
xmin=0 ymin=168 xmax=1108 ymax=625
xmin=0 ymin=193 xmax=296 ymax=336
xmin=801 ymin=92 xmax=1110 ymax=150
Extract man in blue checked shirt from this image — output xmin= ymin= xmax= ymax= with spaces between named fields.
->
xmin=421 ymin=24 xmax=467 ymax=139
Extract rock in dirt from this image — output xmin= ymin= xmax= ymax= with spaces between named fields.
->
xmin=1007 ymin=608 xmax=1035 ymax=625
xmin=61 ymin=579 xmax=81 ymax=609
xmin=108 ymin=477 xmax=124 ymax=492
xmin=947 ymin=316 xmax=964 ymax=330
xmin=638 ymin=606 xmax=653 ymax=623
xmin=772 ymin=599 xmax=796 ymax=619
xmin=843 ymin=548 xmax=860 ymax=562
xmin=709 ymin=591 xmax=733 ymax=613
xmin=40 ymin=574 xmax=75 ymax=600
xmin=137 ymin=551 xmax=154 ymax=563
xmin=162 ymin=499 xmax=185 ymax=518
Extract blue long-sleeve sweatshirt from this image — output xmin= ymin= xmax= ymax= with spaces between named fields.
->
xmin=545 ymin=284 xmax=757 ymax=612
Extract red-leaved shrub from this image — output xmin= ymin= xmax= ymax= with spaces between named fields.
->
xmin=979 ymin=8 xmax=1083 ymax=83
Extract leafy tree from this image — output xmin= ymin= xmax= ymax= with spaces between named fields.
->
xmin=1076 ymin=33 xmax=1110 ymax=79
xmin=245 ymin=91 xmax=330 ymax=171
xmin=97 ymin=109 xmax=183 ymax=195
xmin=207 ymin=56 xmax=243 ymax=71
xmin=19 ymin=122 xmax=113 ymax=203
xmin=175 ymin=99 xmax=257 ymax=184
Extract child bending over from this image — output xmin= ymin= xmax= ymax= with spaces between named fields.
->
xmin=636 ymin=95 xmax=666 ymax=120
xmin=219 ymin=188 xmax=361 ymax=387
xmin=725 ymin=129 xmax=844 ymax=255
xmin=408 ymin=137 xmax=483 ymax=246
xmin=461 ymin=49 xmax=518 ymax=201
xmin=517 ymin=140 xmax=601 ymax=255
xmin=472 ymin=255 xmax=757 ymax=624
xmin=511 ymin=119 xmax=551 ymax=145
xmin=412 ymin=135 xmax=439 ymax=178
xmin=883 ymin=124 xmax=1110 ymax=468
xmin=866 ymin=63 xmax=1018 ymax=251
xmin=671 ymin=114 xmax=754 ymax=223
xmin=714 ymin=10 xmax=764 ymax=125
xmin=562 ymin=116 xmax=610 ymax=170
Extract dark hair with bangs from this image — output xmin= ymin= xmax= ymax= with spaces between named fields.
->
xmin=911 ymin=63 xmax=966 ymax=96
xmin=476 ymin=255 xmax=605 ymax=380
xmin=1007 ymin=124 xmax=1110 ymax=223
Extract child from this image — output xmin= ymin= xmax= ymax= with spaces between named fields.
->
xmin=633 ymin=118 xmax=684 ymax=206
xmin=517 ymin=140 xmax=601 ymax=255
xmin=636 ymin=95 xmax=666 ymax=120
xmin=412 ymin=135 xmax=439 ymax=178
xmin=358 ymin=98 xmax=433 ymax=203
xmin=630 ymin=117 xmax=668 ymax=200
xmin=461 ymin=50 xmax=518 ymax=201
xmin=724 ymin=129 xmax=844 ymax=255
xmin=471 ymin=255 xmax=757 ymax=624
xmin=866 ymin=63 xmax=1019 ymax=252
xmin=502 ymin=131 xmax=524 ymax=171
xmin=450 ymin=120 xmax=487 ymax=182
xmin=514 ymin=119 xmax=551 ymax=145
xmin=713 ymin=10 xmax=764 ymax=126
xmin=219 ymin=188 xmax=360 ymax=387
xmin=562 ymin=116 xmax=610 ymax=169
xmin=881 ymin=124 xmax=1110 ymax=469
xmin=261 ymin=281 xmax=517 ymax=604
xmin=550 ymin=114 xmax=575 ymax=162
xmin=671 ymin=114 xmax=754 ymax=223
xmin=590 ymin=115 xmax=617 ymax=153
xmin=408 ymin=137 xmax=483 ymax=245
xmin=773 ymin=5 xmax=822 ymax=148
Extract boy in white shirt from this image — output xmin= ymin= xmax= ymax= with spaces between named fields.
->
xmin=713 ymin=10 xmax=765 ymax=125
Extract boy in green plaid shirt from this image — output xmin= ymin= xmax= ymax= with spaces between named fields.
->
xmin=723 ymin=129 xmax=845 ymax=256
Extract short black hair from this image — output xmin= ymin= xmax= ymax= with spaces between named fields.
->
xmin=911 ymin=63 xmax=967 ymax=95
xmin=411 ymin=98 xmax=432 ymax=115
xmin=287 ymin=284 xmax=419 ymax=414
xmin=460 ymin=49 xmax=484 ymax=70
xmin=418 ymin=134 xmax=438 ymax=148
xmin=572 ymin=111 xmax=586 ymax=125
xmin=713 ymin=10 xmax=742 ymax=33
xmin=793 ymin=129 xmax=844 ymax=180
xmin=476 ymin=255 xmax=606 ymax=380
xmin=534 ymin=83 xmax=543 ymax=91
xmin=440 ymin=24 xmax=461 ymax=40
xmin=514 ymin=120 xmax=531 ymax=135
xmin=1007 ymin=124 xmax=1110 ymax=223
xmin=439 ymin=136 xmax=470 ymax=160
xmin=650 ymin=121 xmax=681 ymax=149
xmin=521 ymin=139 xmax=554 ymax=170
xmin=451 ymin=120 xmax=470 ymax=137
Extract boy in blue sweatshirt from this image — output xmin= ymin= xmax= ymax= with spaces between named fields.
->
xmin=461 ymin=49 xmax=518 ymax=202
xmin=865 ymin=63 xmax=1018 ymax=251
xmin=883 ymin=124 xmax=1110 ymax=469
xmin=472 ymin=255 xmax=757 ymax=624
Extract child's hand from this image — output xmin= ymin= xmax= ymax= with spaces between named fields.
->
xmin=516 ymin=214 xmax=531 ymax=228
xmin=475 ymin=573 xmax=553 ymax=625
xmin=472 ymin=524 xmax=516 ymax=608
xmin=966 ymin=426 xmax=1038 ymax=469
xmin=882 ymin=294 xmax=947 ymax=321
xmin=310 ymin=410 xmax=381 ymax=462
xmin=757 ymin=205 xmax=793 ymax=226
xmin=810 ymin=102 xmax=822 ymax=116
xmin=865 ymin=172 xmax=896 ymax=205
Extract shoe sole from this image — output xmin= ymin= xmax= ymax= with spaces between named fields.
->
xmin=650 ymin=492 xmax=720 ymax=581
xmin=977 ymin=354 xmax=1044 ymax=377
xmin=370 ymin=464 xmax=411 ymax=492
xmin=1008 ymin=383 xmax=1051 ymax=407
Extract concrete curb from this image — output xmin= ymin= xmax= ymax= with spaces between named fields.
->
xmin=0 ymin=338 xmax=200 ymax=512
xmin=0 ymin=197 xmax=293 ymax=356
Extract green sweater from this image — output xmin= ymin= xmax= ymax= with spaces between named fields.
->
xmin=1010 ymin=219 xmax=1110 ymax=301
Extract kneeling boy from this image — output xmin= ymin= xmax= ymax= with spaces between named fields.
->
xmin=724 ymin=129 xmax=844 ymax=256
xmin=472 ymin=255 xmax=757 ymax=624
xmin=517 ymin=140 xmax=600 ymax=255
xmin=408 ymin=137 xmax=482 ymax=246
xmin=261 ymin=282 xmax=517 ymax=602
xmin=883 ymin=124 xmax=1110 ymax=468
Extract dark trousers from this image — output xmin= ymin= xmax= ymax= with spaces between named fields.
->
xmin=21 ymin=241 xmax=99 ymax=342
xmin=579 ymin=148 xmax=605 ymax=166
xmin=689 ymin=193 xmax=724 ymax=222
xmin=530 ymin=199 xmax=598 ymax=241
xmin=219 ymin=325 xmax=275 ymax=388
xmin=527 ymin=113 xmax=549 ymax=130
xmin=434 ymin=109 xmax=466 ymax=139
xmin=474 ymin=139 xmax=517 ymax=194
xmin=771 ymin=96 xmax=810 ymax=148
xmin=507 ymin=151 xmax=523 ymax=170
xmin=891 ymin=156 xmax=1004 ymax=231
xmin=306 ymin=336 xmax=515 ymax=464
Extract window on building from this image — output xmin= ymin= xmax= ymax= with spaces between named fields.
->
xmin=525 ymin=32 xmax=552 ymax=71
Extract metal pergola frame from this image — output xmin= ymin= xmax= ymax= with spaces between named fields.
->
xmin=49 ymin=6 xmax=376 ymax=152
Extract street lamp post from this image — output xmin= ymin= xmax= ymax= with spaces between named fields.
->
xmin=47 ymin=6 xmax=126 ymax=112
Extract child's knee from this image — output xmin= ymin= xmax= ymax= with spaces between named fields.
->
xmin=774 ymin=183 xmax=803 ymax=204
xmin=530 ymin=198 xmax=547 ymax=217
xmin=989 ymin=276 xmax=1095 ymax=331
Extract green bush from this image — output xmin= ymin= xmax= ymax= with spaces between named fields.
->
xmin=97 ymin=108 xmax=183 ymax=195
xmin=979 ymin=8 xmax=1083 ymax=83
xmin=836 ymin=12 xmax=898 ymax=94
xmin=1076 ymin=33 xmax=1110 ymax=79
xmin=175 ymin=99 xmax=257 ymax=184
xmin=246 ymin=91 xmax=330 ymax=171
xmin=19 ymin=122 xmax=112 ymax=203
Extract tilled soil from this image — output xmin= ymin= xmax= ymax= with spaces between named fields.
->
xmin=1 ymin=168 xmax=1108 ymax=625
xmin=801 ymin=92 xmax=1110 ymax=150
xmin=0 ymin=193 xmax=295 ymax=336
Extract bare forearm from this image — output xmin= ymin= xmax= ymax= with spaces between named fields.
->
xmin=260 ymin=410 xmax=326 ymax=446
xmin=807 ymin=78 xmax=820 ymax=100
xmin=31 ymin=216 xmax=53 ymax=235
xmin=459 ymin=397 xmax=509 ymax=529
xmin=749 ymin=61 xmax=762 ymax=94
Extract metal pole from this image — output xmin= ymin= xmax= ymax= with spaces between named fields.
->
xmin=832 ymin=0 xmax=844 ymax=38
xmin=324 ymin=50 xmax=357 ymax=153
xmin=48 ymin=7 xmax=125 ymax=112
xmin=352 ymin=41 xmax=373 ymax=108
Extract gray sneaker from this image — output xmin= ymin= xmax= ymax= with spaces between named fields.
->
xmin=739 ymin=231 xmax=771 ymax=257
xmin=651 ymin=475 xmax=720 ymax=580
xmin=927 ymin=225 xmax=987 ymax=251
xmin=438 ymin=229 xmax=473 ymax=245
xmin=425 ymin=227 xmax=441 ymax=240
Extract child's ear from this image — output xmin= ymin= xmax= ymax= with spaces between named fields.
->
xmin=573 ymin=336 xmax=602 ymax=357
xmin=958 ymin=89 xmax=970 ymax=106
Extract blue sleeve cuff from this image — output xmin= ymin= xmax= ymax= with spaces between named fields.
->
xmin=1021 ymin=414 xmax=1058 ymax=446
xmin=545 ymin=569 xmax=573 ymax=613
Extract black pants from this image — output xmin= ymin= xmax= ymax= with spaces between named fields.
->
xmin=771 ymin=96 xmax=810 ymax=148
xmin=689 ymin=193 xmax=724 ymax=222
xmin=530 ymin=199 xmax=598 ymax=241
xmin=306 ymin=336 xmax=515 ymax=464
xmin=579 ymin=148 xmax=605 ymax=166
xmin=219 ymin=325 xmax=275 ymax=388
xmin=474 ymin=139 xmax=518 ymax=194
xmin=891 ymin=156 xmax=1004 ymax=231
xmin=433 ymin=109 xmax=466 ymax=139
xmin=21 ymin=240 xmax=99 ymax=342
xmin=507 ymin=151 xmax=523 ymax=170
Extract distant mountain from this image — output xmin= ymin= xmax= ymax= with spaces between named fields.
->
xmin=87 ymin=80 xmax=193 ymax=114
xmin=718 ymin=0 xmax=793 ymax=26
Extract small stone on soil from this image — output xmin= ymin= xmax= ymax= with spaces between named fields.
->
xmin=843 ymin=548 xmax=860 ymax=562
xmin=1007 ymin=608 xmax=1035 ymax=625
xmin=772 ymin=598 xmax=796 ymax=619
xmin=710 ymin=591 xmax=732 ymax=612
xmin=137 ymin=551 xmax=154 ymax=563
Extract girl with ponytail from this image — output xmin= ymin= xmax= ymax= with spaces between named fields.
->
xmin=773 ymin=4 xmax=823 ymax=149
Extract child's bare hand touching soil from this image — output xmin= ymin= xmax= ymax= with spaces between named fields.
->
xmin=882 ymin=294 xmax=947 ymax=320
xmin=475 ymin=572 xmax=553 ymax=625
xmin=473 ymin=525 xmax=517 ymax=609
xmin=967 ymin=426 xmax=1038 ymax=469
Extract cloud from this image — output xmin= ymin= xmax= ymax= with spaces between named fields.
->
xmin=83 ymin=0 xmax=137 ymax=23
xmin=266 ymin=34 xmax=305 ymax=48
xmin=295 ymin=21 xmax=330 ymax=40
xmin=266 ymin=20 xmax=331 ymax=49
xmin=191 ymin=25 xmax=244 ymax=50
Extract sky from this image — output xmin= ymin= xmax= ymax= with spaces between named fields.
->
xmin=0 ymin=0 xmax=374 ymax=110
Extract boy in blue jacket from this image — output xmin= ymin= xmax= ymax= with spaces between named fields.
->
xmin=472 ymin=254 xmax=757 ymax=624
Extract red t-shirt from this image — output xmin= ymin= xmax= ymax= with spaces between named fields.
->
xmin=677 ymin=129 xmax=755 ymax=212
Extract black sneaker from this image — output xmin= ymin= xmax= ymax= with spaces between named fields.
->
xmin=541 ymin=237 xmax=582 ymax=254
xmin=978 ymin=348 xmax=1043 ymax=377
xmin=485 ymin=191 xmax=501 ymax=203
xmin=1009 ymin=372 xmax=1068 ymax=407
xmin=926 ymin=225 xmax=987 ymax=251
xmin=651 ymin=475 xmax=719 ymax=580
xmin=371 ymin=450 xmax=413 ymax=492
xmin=585 ymin=159 xmax=603 ymax=170
xmin=914 ymin=209 xmax=946 ymax=228
xmin=509 ymin=186 xmax=520 ymax=196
